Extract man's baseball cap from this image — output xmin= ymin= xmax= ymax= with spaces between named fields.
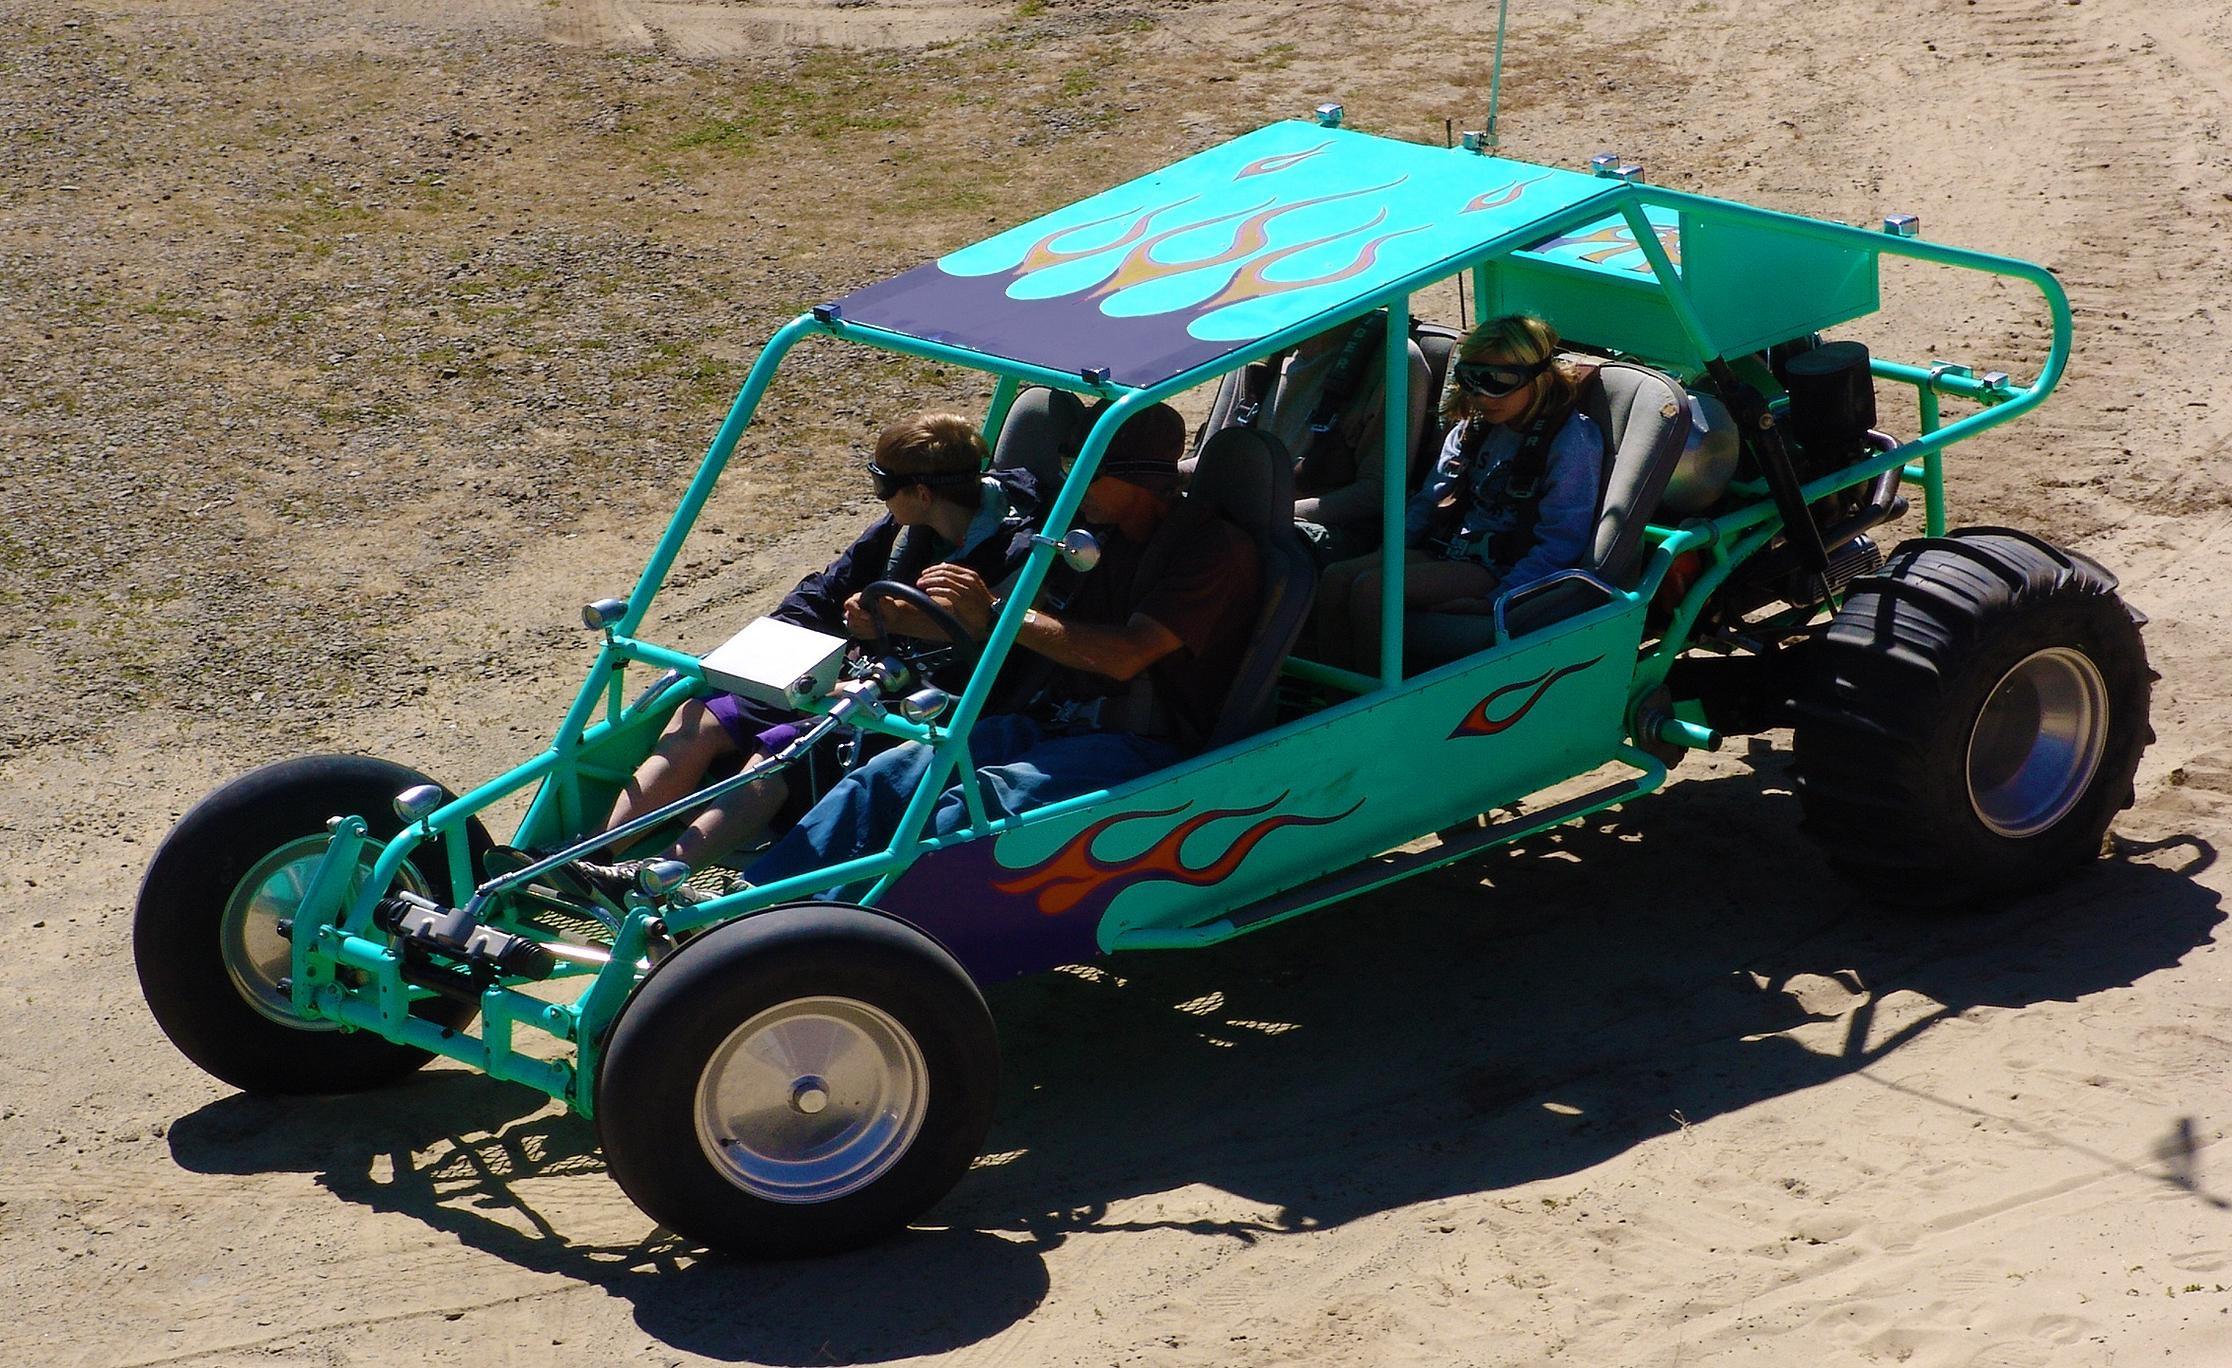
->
xmin=1066 ymin=402 xmax=1187 ymax=491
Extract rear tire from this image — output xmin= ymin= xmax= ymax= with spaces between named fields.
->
xmin=1791 ymin=527 xmax=2152 ymax=908
xmin=597 ymin=904 xmax=999 ymax=1258
xmin=134 ymin=754 xmax=487 ymax=1093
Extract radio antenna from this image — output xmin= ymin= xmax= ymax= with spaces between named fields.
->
xmin=1485 ymin=0 xmax=1512 ymax=149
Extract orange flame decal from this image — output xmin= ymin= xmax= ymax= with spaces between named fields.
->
xmin=1084 ymin=178 xmax=1404 ymax=301
xmin=1016 ymin=197 xmax=1197 ymax=275
xmin=1236 ymin=142 xmax=1332 ymax=179
xmin=993 ymin=795 xmax=1363 ymax=917
xmin=1462 ymin=175 xmax=1550 ymax=214
xmin=1198 ymin=215 xmax=1426 ymax=311
xmin=1450 ymin=656 xmax=1604 ymax=738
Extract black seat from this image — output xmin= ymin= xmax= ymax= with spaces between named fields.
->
xmin=1186 ymin=314 xmax=1447 ymax=560
xmin=988 ymin=385 xmax=1088 ymax=487
xmin=1152 ymin=426 xmax=1317 ymax=748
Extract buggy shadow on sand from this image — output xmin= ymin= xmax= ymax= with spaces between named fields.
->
xmin=140 ymin=108 xmax=2152 ymax=1256
xmin=160 ymin=771 xmax=2218 ymax=1360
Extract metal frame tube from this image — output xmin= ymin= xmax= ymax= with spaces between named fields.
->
xmin=1378 ymin=296 xmax=1411 ymax=685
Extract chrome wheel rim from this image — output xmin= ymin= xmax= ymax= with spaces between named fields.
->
xmin=695 ymin=996 xmax=928 ymax=1204
xmin=219 ymin=835 xmax=425 ymax=1028
xmin=1966 ymin=647 xmax=2110 ymax=838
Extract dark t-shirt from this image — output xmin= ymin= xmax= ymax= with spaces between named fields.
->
xmin=1046 ymin=513 xmax=1262 ymax=747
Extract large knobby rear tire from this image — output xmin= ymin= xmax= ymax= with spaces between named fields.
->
xmin=134 ymin=754 xmax=486 ymax=1093
xmin=1791 ymin=527 xmax=2152 ymax=908
xmin=597 ymin=904 xmax=999 ymax=1259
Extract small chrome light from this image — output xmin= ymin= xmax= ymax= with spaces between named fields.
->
xmin=900 ymin=688 xmax=952 ymax=725
xmin=393 ymin=784 xmax=444 ymax=824
xmin=638 ymin=860 xmax=692 ymax=898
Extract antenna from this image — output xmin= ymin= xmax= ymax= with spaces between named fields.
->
xmin=1447 ymin=118 xmax=1468 ymax=324
xmin=1485 ymin=0 xmax=1512 ymax=149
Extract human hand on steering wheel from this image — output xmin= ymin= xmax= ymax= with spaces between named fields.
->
xmin=913 ymin=564 xmax=999 ymax=638
xmin=855 ymin=580 xmax=980 ymax=676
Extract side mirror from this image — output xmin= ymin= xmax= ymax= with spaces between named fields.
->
xmin=1032 ymin=528 xmax=1101 ymax=573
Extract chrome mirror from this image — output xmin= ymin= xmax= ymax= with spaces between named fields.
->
xmin=1035 ymin=528 xmax=1101 ymax=573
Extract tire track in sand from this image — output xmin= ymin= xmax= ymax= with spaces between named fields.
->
xmin=1950 ymin=0 xmax=2232 ymax=523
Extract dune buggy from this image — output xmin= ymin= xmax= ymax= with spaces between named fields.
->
xmin=137 ymin=109 xmax=2151 ymax=1257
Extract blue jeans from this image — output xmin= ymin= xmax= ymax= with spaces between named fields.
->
xmin=745 ymin=713 xmax=1180 ymax=893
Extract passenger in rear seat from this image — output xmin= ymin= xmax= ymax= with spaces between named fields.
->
xmin=1185 ymin=314 xmax=1435 ymax=564
xmin=1311 ymin=314 xmax=1602 ymax=672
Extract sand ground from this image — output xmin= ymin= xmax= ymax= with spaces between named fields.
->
xmin=5 ymin=0 xmax=2232 ymax=1363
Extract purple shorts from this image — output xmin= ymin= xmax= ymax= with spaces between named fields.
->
xmin=703 ymin=692 xmax=806 ymax=755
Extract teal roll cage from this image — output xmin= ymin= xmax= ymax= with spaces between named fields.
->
xmin=290 ymin=127 xmax=2070 ymax=1115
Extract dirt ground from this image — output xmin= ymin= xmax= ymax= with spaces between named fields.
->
xmin=5 ymin=0 xmax=2232 ymax=1363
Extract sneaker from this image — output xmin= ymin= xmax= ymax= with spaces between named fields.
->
xmin=572 ymin=858 xmax=649 ymax=903
xmin=576 ymin=858 xmax=722 ymax=908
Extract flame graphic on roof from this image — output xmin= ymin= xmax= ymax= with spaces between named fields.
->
xmin=1017 ymin=197 xmax=1198 ymax=275
xmin=1464 ymin=175 xmax=1553 ymax=214
xmin=1236 ymin=141 xmax=1332 ymax=179
xmin=1199 ymin=213 xmax=1428 ymax=311
xmin=854 ymin=125 xmax=1611 ymax=382
xmin=994 ymin=794 xmax=1364 ymax=918
xmin=1533 ymin=220 xmax=1682 ymax=273
xmin=1076 ymin=179 xmax=1405 ymax=302
xmin=1450 ymin=656 xmax=1604 ymax=738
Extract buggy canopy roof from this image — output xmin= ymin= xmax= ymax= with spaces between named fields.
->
xmin=833 ymin=121 xmax=1621 ymax=390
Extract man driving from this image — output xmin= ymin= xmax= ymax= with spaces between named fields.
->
xmin=745 ymin=401 xmax=1262 ymax=888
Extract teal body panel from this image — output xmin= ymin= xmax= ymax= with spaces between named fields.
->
xmin=869 ymin=595 xmax=1645 ymax=980
xmin=1489 ymin=203 xmax=1880 ymax=371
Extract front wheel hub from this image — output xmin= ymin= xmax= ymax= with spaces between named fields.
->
xmin=695 ymin=996 xmax=927 ymax=1204
xmin=221 ymin=835 xmax=425 ymax=1028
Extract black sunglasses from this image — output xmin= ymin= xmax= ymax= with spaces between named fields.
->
xmin=868 ymin=462 xmax=978 ymax=500
xmin=1452 ymin=356 xmax=1552 ymax=399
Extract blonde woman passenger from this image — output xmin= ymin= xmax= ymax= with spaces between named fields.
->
xmin=1314 ymin=314 xmax=1602 ymax=670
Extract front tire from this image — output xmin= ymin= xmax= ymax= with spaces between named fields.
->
xmin=1791 ymin=527 xmax=2152 ymax=907
xmin=597 ymin=904 xmax=999 ymax=1258
xmin=134 ymin=754 xmax=486 ymax=1093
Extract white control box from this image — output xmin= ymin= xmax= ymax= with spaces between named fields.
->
xmin=697 ymin=618 xmax=852 ymax=708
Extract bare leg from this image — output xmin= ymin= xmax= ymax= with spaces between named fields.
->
xmin=658 ymin=767 xmax=791 ymax=869
xmin=600 ymin=700 xmax=797 ymax=869
xmin=605 ymin=700 xmax=735 ymax=835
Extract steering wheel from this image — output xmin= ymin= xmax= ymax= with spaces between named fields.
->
xmin=856 ymin=580 xmax=980 ymax=678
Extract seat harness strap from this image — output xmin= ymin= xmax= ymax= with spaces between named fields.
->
xmin=1430 ymin=364 xmax=1603 ymax=568
xmin=1292 ymin=315 xmax=1380 ymax=488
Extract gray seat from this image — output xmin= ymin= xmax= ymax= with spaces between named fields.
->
xmin=1186 ymin=313 xmax=1443 ymax=560
xmin=1407 ymin=360 xmax=1693 ymax=666
xmin=989 ymin=385 xmax=1088 ymax=487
